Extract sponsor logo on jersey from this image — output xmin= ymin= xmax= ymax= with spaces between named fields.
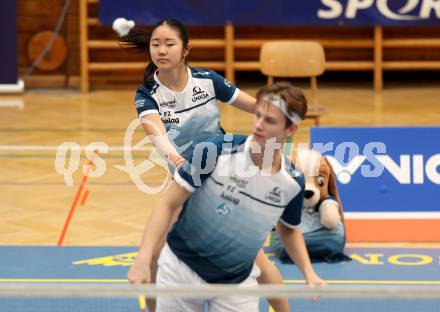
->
xmin=159 ymin=98 xmax=176 ymax=108
xmin=230 ymin=175 xmax=248 ymax=188
xmin=220 ymin=191 xmax=240 ymax=205
xmin=224 ymin=78 xmax=232 ymax=87
xmin=135 ymin=99 xmax=145 ymax=108
xmin=192 ymin=86 xmax=209 ymax=102
xmin=162 ymin=117 xmax=180 ymax=124
xmin=265 ymin=187 xmax=281 ymax=203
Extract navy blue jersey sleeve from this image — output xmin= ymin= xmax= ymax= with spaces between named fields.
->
xmin=134 ymin=86 xmax=159 ymax=118
xmin=174 ymin=135 xmax=246 ymax=192
xmin=279 ymin=174 xmax=305 ymax=228
xmin=210 ymin=71 xmax=239 ymax=104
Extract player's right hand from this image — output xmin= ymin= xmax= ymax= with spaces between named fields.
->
xmin=127 ymin=259 xmax=151 ymax=284
xmin=169 ymin=153 xmax=186 ymax=169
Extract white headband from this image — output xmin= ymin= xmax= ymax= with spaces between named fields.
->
xmin=261 ymin=94 xmax=301 ymax=125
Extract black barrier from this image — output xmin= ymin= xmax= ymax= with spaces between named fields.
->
xmin=0 ymin=0 xmax=18 ymax=85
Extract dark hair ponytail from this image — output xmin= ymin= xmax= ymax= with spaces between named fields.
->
xmin=143 ymin=62 xmax=157 ymax=85
xmin=119 ymin=28 xmax=149 ymax=52
xmin=118 ymin=18 xmax=190 ymax=86
xmin=119 ymin=28 xmax=158 ymax=85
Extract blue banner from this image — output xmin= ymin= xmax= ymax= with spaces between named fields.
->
xmin=0 ymin=0 xmax=17 ymax=84
xmin=99 ymin=0 xmax=440 ymax=26
xmin=310 ymin=127 xmax=440 ymax=213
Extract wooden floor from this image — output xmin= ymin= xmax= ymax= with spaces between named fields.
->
xmin=1 ymin=81 xmax=439 ymax=246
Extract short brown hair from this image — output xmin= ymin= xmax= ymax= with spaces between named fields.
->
xmin=256 ymin=81 xmax=308 ymax=127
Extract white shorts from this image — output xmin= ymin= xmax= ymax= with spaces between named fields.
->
xmin=156 ymin=243 xmax=261 ymax=312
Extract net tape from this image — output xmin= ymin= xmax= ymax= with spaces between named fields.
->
xmin=1 ymin=284 xmax=440 ymax=299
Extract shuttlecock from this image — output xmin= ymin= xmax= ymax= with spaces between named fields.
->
xmin=112 ymin=17 xmax=135 ymax=37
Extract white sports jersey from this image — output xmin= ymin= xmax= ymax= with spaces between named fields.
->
xmin=134 ymin=67 xmax=239 ymax=159
xmin=169 ymin=135 xmax=305 ymax=284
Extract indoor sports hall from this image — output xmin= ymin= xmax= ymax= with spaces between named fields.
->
xmin=1 ymin=1 xmax=440 ymax=311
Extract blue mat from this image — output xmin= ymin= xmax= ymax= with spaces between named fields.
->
xmin=0 ymin=246 xmax=439 ymax=311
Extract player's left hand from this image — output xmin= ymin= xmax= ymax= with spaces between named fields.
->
xmin=306 ymin=271 xmax=327 ymax=288
xmin=305 ymin=272 xmax=327 ymax=302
